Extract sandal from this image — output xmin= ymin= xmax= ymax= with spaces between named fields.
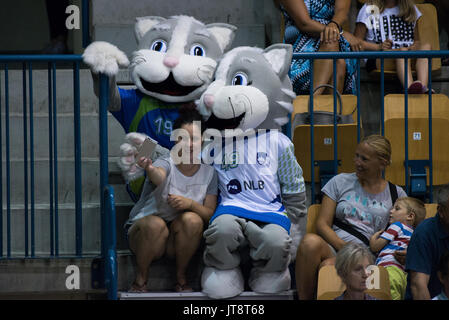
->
xmin=129 ymin=281 xmax=149 ymax=293
xmin=174 ymin=283 xmax=193 ymax=293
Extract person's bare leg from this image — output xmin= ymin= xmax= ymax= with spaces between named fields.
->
xmin=295 ymin=233 xmax=335 ymax=300
xmin=313 ymin=40 xmax=340 ymax=95
xmin=415 ymin=42 xmax=432 ymax=88
xmin=168 ymin=211 xmax=204 ymax=287
xmin=128 ymin=215 xmax=169 ymax=288
xmin=328 ymin=59 xmax=346 ymax=94
xmin=395 ymin=47 xmax=414 ymax=89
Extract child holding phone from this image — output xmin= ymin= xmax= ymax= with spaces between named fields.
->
xmin=354 ymin=0 xmax=432 ymax=94
xmin=126 ymin=108 xmax=218 ymax=293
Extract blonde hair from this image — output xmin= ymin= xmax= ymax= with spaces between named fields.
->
xmin=368 ymin=0 xmax=417 ymax=23
xmin=360 ymin=135 xmax=392 ymax=165
xmin=396 ymin=196 xmax=426 ymax=228
xmin=335 ymin=243 xmax=374 ymax=283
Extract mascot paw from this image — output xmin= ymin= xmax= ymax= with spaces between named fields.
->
xmin=82 ymin=41 xmax=130 ymax=76
xmin=201 ymin=267 xmax=244 ymax=299
xmin=248 ymin=268 xmax=291 ymax=294
xmin=117 ymin=132 xmax=150 ymax=182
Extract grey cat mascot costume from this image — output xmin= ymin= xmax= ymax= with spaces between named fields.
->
xmin=197 ymin=44 xmax=307 ymax=299
xmin=82 ymin=16 xmax=236 ymax=199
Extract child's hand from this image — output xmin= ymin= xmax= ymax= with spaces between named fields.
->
xmin=394 ymin=249 xmax=407 ymax=265
xmin=372 ymin=230 xmax=383 ymax=239
xmin=167 ymin=194 xmax=193 ymax=211
xmin=381 ymin=39 xmax=393 ymax=51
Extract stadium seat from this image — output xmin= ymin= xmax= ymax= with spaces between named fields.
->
xmin=317 ymin=264 xmax=392 ymax=300
xmin=425 ymin=203 xmax=438 ymax=219
xmin=384 ymin=94 xmax=449 ymax=197
xmin=306 ymin=204 xmax=321 ymax=234
xmin=292 ymin=95 xmax=360 ymax=192
xmin=365 ymin=3 xmax=441 ymax=78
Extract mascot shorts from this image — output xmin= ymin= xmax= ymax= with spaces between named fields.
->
xmin=203 ymin=214 xmax=291 ymax=272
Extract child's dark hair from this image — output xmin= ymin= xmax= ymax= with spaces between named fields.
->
xmin=173 ymin=106 xmax=205 ymax=134
xmin=438 ymin=251 xmax=449 ymax=277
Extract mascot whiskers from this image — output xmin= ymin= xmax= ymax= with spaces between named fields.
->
xmin=197 ymin=44 xmax=307 ymax=299
xmin=83 ymin=15 xmax=236 ymax=201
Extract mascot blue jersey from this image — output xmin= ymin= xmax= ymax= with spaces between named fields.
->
xmin=111 ymin=88 xmax=182 ymax=149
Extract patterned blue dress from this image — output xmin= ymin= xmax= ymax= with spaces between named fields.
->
xmin=282 ymin=0 xmax=357 ymax=95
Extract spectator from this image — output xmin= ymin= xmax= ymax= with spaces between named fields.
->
xmin=432 ymin=251 xmax=449 ymax=300
xmin=370 ymin=197 xmax=426 ymax=300
xmin=334 ymin=243 xmax=377 ymax=300
xmin=43 ymin=0 xmax=69 ymax=54
xmin=276 ymin=0 xmax=359 ymax=95
xmin=125 ymin=109 xmax=218 ymax=293
xmin=425 ymin=0 xmax=449 ymax=66
xmin=295 ymin=135 xmax=407 ymax=300
xmin=405 ymin=184 xmax=449 ymax=300
xmin=354 ymin=0 xmax=433 ymax=94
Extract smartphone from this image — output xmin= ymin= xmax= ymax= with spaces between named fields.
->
xmin=135 ymin=137 xmax=158 ymax=163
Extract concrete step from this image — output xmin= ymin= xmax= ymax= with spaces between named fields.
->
xmin=1 ymin=202 xmax=132 ymax=257
xmin=1 ymin=113 xmax=126 ymax=159
xmin=1 ymin=158 xmax=131 ymax=205
xmin=0 ymin=256 xmax=105 ymax=295
xmin=118 ymin=290 xmax=295 ymax=300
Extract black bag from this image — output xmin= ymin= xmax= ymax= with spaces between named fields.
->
xmin=333 ymin=181 xmax=398 ymax=247
xmin=291 ymin=84 xmax=355 ymax=127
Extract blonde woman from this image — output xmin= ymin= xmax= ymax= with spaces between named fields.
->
xmin=334 ymin=243 xmax=377 ymax=300
xmin=295 ymin=135 xmax=407 ymax=300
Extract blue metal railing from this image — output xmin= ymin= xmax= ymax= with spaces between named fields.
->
xmin=0 ymin=55 xmax=84 ymax=258
xmin=293 ymin=50 xmax=449 ymax=204
xmin=0 ymin=55 xmax=116 ymax=298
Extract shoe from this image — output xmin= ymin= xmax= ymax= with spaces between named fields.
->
xmin=423 ymin=87 xmax=436 ymax=94
xmin=128 ymin=281 xmax=148 ymax=293
xmin=407 ymin=81 xmax=424 ymax=94
xmin=174 ymin=283 xmax=193 ymax=293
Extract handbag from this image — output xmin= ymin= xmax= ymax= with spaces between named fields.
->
xmin=291 ymin=84 xmax=355 ymax=127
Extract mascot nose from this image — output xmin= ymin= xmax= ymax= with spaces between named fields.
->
xmin=163 ymin=56 xmax=179 ymax=68
xmin=203 ymin=94 xmax=215 ymax=109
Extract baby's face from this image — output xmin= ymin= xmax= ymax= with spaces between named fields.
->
xmin=389 ymin=201 xmax=410 ymax=225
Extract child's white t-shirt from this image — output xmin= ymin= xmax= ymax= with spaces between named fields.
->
xmin=356 ymin=4 xmax=422 ymax=49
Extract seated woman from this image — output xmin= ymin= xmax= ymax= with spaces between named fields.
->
xmin=276 ymin=0 xmax=360 ymax=95
xmin=295 ymin=134 xmax=407 ymax=299
xmin=126 ymin=109 xmax=218 ymax=293
xmin=334 ymin=243 xmax=377 ymax=300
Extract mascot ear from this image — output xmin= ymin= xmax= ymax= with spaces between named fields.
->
xmin=206 ymin=23 xmax=237 ymax=52
xmin=262 ymin=44 xmax=293 ymax=78
xmin=135 ymin=16 xmax=166 ymax=42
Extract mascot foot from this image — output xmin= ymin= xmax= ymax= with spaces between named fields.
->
xmin=201 ymin=267 xmax=244 ymax=299
xmin=248 ymin=268 xmax=291 ymax=294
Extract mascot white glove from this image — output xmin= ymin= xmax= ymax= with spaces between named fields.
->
xmin=82 ymin=41 xmax=130 ymax=76
xmin=118 ymin=132 xmax=148 ymax=182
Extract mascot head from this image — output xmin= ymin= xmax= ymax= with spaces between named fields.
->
xmin=130 ymin=15 xmax=236 ymax=103
xmin=196 ymin=44 xmax=295 ymax=131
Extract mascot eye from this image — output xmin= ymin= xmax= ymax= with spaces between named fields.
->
xmin=190 ymin=45 xmax=205 ymax=56
xmin=231 ymin=73 xmax=249 ymax=86
xmin=150 ymin=40 xmax=168 ymax=52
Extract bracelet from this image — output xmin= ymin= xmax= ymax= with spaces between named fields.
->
xmin=328 ymin=20 xmax=343 ymax=34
